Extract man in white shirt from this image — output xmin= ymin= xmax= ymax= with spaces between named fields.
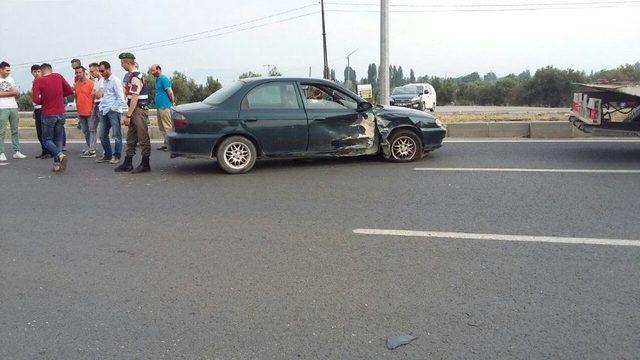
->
xmin=81 ymin=62 xmax=104 ymax=158
xmin=0 ymin=61 xmax=27 ymax=161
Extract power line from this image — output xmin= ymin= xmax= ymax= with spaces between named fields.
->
xmin=325 ymin=0 xmax=640 ymax=7
xmin=325 ymin=3 xmax=640 ymax=13
xmin=12 ymin=3 xmax=319 ymax=69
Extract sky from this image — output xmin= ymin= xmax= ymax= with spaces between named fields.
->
xmin=2 ymin=0 xmax=640 ymax=90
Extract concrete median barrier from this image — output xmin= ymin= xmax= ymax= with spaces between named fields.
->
xmin=446 ymin=122 xmax=489 ymax=138
xmin=488 ymin=122 xmax=530 ymax=138
xmin=529 ymin=121 xmax=573 ymax=138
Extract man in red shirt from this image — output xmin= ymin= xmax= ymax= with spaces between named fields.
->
xmin=32 ymin=63 xmax=74 ymax=172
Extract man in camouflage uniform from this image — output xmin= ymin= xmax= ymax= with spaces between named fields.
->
xmin=115 ymin=52 xmax=151 ymax=173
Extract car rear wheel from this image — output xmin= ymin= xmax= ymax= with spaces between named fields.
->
xmin=216 ymin=136 xmax=257 ymax=174
xmin=431 ymin=103 xmax=436 ymax=112
xmin=386 ymin=130 xmax=423 ymax=162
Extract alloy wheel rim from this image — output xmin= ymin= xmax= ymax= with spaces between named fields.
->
xmin=223 ymin=142 xmax=251 ymax=169
xmin=391 ymin=136 xmax=417 ymax=159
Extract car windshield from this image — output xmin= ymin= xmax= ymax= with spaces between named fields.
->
xmin=203 ymin=81 xmax=244 ymax=105
xmin=392 ymin=86 xmax=419 ymax=95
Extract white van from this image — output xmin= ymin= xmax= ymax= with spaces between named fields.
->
xmin=390 ymin=83 xmax=437 ymax=112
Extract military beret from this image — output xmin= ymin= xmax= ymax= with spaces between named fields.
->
xmin=118 ymin=52 xmax=136 ymax=60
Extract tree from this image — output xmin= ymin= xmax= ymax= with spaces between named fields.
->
xmin=526 ymin=66 xmax=586 ymax=107
xmin=409 ymin=69 xmax=416 ymax=83
xmin=239 ymin=71 xmax=262 ymax=79
xmin=457 ymin=72 xmax=481 ymax=83
xmin=367 ymin=63 xmax=378 ymax=86
xmin=397 ymin=66 xmax=405 ymax=86
xmin=204 ymin=76 xmax=222 ymax=95
xmin=483 ymin=72 xmax=497 ymax=82
xmin=144 ymin=71 xmax=156 ymax=107
xmin=268 ymin=66 xmax=282 ymax=77
xmin=17 ymin=92 xmax=33 ymax=111
xmin=517 ymin=70 xmax=531 ymax=81
xmin=343 ymin=66 xmax=357 ymax=89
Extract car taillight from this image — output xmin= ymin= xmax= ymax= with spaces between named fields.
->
xmin=172 ymin=111 xmax=189 ymax=129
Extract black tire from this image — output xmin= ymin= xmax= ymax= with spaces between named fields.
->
xmin=215 ymin=136 xmax=257 ymax=174
xmin=430 ymin=103 xmax=436 ymax=112
xmin=418 ymin=102 xmax=425 ymax=111
xmin=385 ymin=129 xmax=423 ymax=163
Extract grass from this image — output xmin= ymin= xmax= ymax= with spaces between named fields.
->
xmin=437 ymin=112 xmax=570 ymax=124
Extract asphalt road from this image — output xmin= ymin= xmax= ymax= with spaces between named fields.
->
xmin=1 ymin=140 xmax=639 ymax=359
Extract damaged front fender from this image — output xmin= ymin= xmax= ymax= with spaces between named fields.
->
xmin=374 ymin=105 xmax=446 ymax=159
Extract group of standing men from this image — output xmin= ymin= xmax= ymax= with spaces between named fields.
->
xmin=0 ymin=51 xmax=175 ymax=173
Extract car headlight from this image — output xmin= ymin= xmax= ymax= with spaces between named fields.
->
xmin=411 ymin=96 xmax=420 ymax=102
xmin=435 ymin=118 xmax=445 ymax=128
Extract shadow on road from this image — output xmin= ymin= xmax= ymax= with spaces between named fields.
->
xmin=165 ymin=154 xmax=417 ymax=175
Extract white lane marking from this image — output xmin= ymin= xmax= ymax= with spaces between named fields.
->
xmin=414 ymin=167 xmax=640 ymax=174
xmin=443 ymin=139 xmax=640 ymax=143
xmin=353 ymin=229 xmax=640 ymax=247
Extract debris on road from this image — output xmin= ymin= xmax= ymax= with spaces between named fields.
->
xmin=386 ymin=335 xmax=417 ymax=350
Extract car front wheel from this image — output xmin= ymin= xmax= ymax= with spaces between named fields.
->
xmin=386 ymin=130 xmax=423 ymax=162
xmin=216 ymin=136 xmax=257 ymax=174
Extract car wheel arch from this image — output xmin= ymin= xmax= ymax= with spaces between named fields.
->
xmin=212 ymin=133 xmax=263 ymax=158
xmin=387 ymin=125 xmax=422 ymax=141
xmin=379 ymin=125 xmax=423 ymax=159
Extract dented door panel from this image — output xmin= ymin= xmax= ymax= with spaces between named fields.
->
xmin=306 ymin=109 xmax=377 ymax=155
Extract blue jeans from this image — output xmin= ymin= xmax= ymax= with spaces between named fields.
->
xmin=99 ymin=111 xmax=122 ymax=159
xmin=78 ymin=115 xmax=91 ymax=147
xmin=41 ymin=114 xmax=66 ymax=162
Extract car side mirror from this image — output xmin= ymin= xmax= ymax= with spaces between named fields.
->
xmin=357 ymin=101 xmax=373 ymax=112
xmin=424 ymin=90 xmax=429 ymax=94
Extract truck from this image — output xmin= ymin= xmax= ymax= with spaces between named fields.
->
xmin=570 ymin=83 xmax=640 ymax=136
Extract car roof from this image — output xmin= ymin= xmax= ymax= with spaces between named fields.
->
xmin=404 ymin=83 xmax=433 ymax=87
xmin=240 ymin=77 xmax=340 ymax=86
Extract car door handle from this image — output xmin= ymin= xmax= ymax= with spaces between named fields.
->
xmin=311 ymin=117 xmax=326 ymax=121
xmin=244 ymin=117 xmax=258 ymax=122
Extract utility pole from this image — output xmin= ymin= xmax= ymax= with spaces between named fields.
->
xmin=379 ymin=0 xmax=390 ymax=105
xmin=321 ymin=0 xmax=330 ymax=79
xmin=346 ymin=48 xmax=358 ymax=90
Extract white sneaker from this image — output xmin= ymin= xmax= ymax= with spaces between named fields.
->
xmin=0 ymin=153 xmax=6 ymax=161
xmin=13 ymin=151 xmax=27 ymax=159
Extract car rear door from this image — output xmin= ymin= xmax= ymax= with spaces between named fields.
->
xmin=300 ymin=82 xmax=376 ymax=154
xmin=238 ymin=81 xmax=308 ymax=155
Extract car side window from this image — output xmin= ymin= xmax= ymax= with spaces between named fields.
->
xmin=301 ymin=84 xmax=358 ymax=110
xmin=242 ymin=82 xmax=300 ymax=110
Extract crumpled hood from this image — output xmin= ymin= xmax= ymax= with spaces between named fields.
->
xmin=374 ymin=105 xmax=437 ymax=123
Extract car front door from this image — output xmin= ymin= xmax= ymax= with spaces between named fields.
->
xmin=238 ymin=81 xmax=308 ymax=155
xmin=300 ymin=82 xmax=376 ymax=154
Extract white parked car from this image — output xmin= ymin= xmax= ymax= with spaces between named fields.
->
xmin=390 ymin=83 xmax=437 ymax=112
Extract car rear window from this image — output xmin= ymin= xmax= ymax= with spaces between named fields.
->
xmin=203 ymin=81 xmax=244 ymax=105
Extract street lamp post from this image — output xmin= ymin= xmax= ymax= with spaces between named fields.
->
xmin=379 ymin=0 xmax=390 ymax=105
